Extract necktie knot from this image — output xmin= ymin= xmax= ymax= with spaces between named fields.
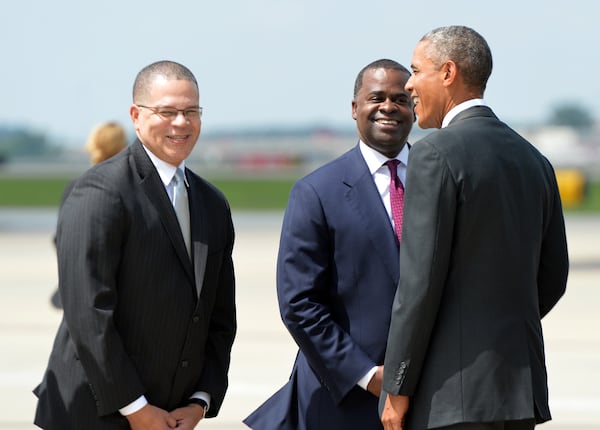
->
xmin=386 ymin=158 xmax=400 ymax=168
xmin=174 ymin=168 xmax=185 ymax=186
xmin=386 ymin=159 xmax=401 ymax=181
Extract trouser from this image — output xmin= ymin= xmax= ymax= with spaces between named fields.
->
xmin=435 ymin=419 xmax=536 ymax=430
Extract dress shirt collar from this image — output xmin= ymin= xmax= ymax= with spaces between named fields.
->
xmin=442 ymin=98 xmax=486 ymax=128
xmin=141 ymin=144 xmax=187 ymax=186
xmin=359 ymin=140 xmax=409 ymax=175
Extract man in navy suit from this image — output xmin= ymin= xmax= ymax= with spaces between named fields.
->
xmin=381 ymin=26 xmax=568 ymax=430
xmin=244 ymin=58 xmax=414 ymax=429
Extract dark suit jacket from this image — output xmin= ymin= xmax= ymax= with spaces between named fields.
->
xmin=34 ymin=139 xmax=236 ymax=429
xmin=383 ymin=106 xmax=569 ymax=429
xmin=245 ymin=145 xmax=400 ymax=429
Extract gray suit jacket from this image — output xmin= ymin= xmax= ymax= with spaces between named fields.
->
xmin=383 ymin=106 xmax=568 ymax=429
xmin=34 ymin=140 xmax=236 ymax=429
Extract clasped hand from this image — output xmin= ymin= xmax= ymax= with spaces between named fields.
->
xmin=126 ymin=403 xmax=206 ymax=430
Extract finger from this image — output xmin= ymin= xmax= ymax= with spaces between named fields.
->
xmin=166 ymin=414 xmax=178 ymax=428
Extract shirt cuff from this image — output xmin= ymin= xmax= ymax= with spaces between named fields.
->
xmin=357 ymin=366 xmax=378 ymax=390
xmin=190 ymin=391 xmax=211 ymax=411
xmin=119 ymin=395 xmax=148 ymax=416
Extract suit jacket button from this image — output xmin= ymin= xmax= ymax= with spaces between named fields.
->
xmin=181 ymin=360 xmax=189 ymax=368
xmin=192 ymin=316 xmax=200 ymax=323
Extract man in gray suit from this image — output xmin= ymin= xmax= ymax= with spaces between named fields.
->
xmin=381 ymin=26 xmax=568 ymax=430
xmin=34 ymin=61 xmax=236 ymax=430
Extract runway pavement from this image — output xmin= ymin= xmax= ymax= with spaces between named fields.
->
xmin=0 ymin=209 xmax=598 ymax=429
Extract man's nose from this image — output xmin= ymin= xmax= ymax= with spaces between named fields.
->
xmin=172 ymin=111 xmax=189 ymax=124
xmin=380 ymin=98 xmax=398 ymax=112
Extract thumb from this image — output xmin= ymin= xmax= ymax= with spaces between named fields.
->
xmin=166 ymin=413 xmax=178 ymax=428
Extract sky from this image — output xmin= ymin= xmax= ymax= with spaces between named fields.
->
xmin=2 ymin=0 xmax=599 ymax=146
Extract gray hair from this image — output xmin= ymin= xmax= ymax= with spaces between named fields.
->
xmin=133 ymin=60 xmax=198 ymax=103
xmin=421 ymin=26 xmax=492 ymax=92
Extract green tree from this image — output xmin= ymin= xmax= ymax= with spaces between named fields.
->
xmin=0 ymin=126 xmax=58 ymax=159
xmin=548 ymin=104 xmax=595 ymax=130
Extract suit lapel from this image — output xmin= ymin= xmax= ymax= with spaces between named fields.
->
xmin=343 ymin=146 xmax=399 ymax=283
xmin=131 ymin=140 xmax=195 ymax=284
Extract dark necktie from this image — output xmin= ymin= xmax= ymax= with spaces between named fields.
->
xmin=385 ymin=159 xmax=404 ymax=243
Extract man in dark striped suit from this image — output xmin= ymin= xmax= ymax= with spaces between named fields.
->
xmin=34 ymin=60 xmax=237 ymax=430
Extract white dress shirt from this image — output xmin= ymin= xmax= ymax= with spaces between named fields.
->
xmin=442 ymin=98 xmax=486 ymax=128
xmin=359 ymin=140 xmax=408 ymax=229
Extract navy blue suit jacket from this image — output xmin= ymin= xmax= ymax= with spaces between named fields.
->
xmin=245 ymin=145 xmax=401 ymax=429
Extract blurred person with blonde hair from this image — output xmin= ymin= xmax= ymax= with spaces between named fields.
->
xmin=85 ymin=121 xmax=128 ymax=165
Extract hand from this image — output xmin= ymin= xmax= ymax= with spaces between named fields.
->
xmin=366 ymin=365 xmax=384 ymax=397
xmin=381 ymin=394 xmax=409 ymax=430
xmin=125 ymin=404 xmax=177 ymax=430
xmin=170 ymin=404 xmax=206 ymax=429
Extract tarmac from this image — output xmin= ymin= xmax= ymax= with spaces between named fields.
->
xmin=0 ymin=209 xmax=598 ymax=429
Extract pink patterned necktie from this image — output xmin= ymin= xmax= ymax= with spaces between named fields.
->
xmin=386 ymin=159 xmax=404 ymax=243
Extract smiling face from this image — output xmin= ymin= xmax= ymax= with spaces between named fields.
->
xmin=405 ymin=40 xmax=448 ymax=129
xmin=352 ymin=67 xmax=414 ymax=158
xmin=130 ymin=77 xmax=201 ymax=166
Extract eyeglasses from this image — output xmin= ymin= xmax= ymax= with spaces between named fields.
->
xmin=137 ymin=104 xmax=203 ymax=121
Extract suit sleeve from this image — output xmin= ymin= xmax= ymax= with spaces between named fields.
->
xmin=277 ymin=179 xmax=376 ymax=404
xmin=197 ymin=203 xmax=236 ymax=417
xmin=537 ymin=164 xmax=569 ymax=317
xmin=56 ymin=171 xmax=145 ymax=415
xmin=382 ymin=140 xmax=457 ymax=396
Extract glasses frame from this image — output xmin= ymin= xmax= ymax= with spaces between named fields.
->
xmin=137 ymin=104 xmax=203 ymax=121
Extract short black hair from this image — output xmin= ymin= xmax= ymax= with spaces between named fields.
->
xmin=354 ymin=59 xmax=410 ymax=98
xmin=132 ymin=60 xmax=198 ymax=103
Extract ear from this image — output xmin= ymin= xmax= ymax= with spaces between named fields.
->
xmin=441 ymin=60 xmax=458 ymax=87
xmin=351 ymin=100 xmax=358 ymax=120
xmin=129 ymin=104 xmax=140 ymax=123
